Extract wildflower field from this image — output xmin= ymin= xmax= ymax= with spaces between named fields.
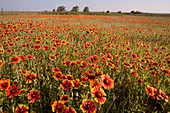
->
xmin=0 ymin=15 xmax=169 ymax=113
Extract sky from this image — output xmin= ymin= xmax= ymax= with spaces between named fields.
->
xmin=0 ymin=0 xmax=170 ymax=13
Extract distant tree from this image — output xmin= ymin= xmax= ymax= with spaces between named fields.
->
xmin=117 ymin=11 xmax=121 ymax=13
xmin=57 ymin=6 xmax=66 ymax=11
xmin=71 ymin=6 xmax=79 ymax=12
xmin=135 ymin=11 xmax=142 ymax=14
xmin=52 ymin=9 xmax=55 ymax=12
xmin=106 ymin=10 xmax=109 ymax=13
xmin=83 ymin=6 xmax=89 ymax=12
xmin=44 ymin=10 xmax=47 ymax=12
xmin=131 ymin=10 xmax=135 ymax=14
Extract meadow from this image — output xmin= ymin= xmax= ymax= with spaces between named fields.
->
xmin=0 ymin=15 xmax=169 ymax=113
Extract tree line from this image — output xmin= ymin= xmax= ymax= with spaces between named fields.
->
xmin=52 ymin=6 xmax=142 ymax=14
xmin=53 ymin=6 xmax=89 ymax=12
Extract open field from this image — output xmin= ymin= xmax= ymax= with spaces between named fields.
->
xmin=1 ymin=11 xmax=170 ymax=17
xmin=0 ymin=15 xmax=170 ymax=112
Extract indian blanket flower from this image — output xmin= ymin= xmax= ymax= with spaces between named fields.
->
xmin=122 ymin=61 xmax=130 ymax=68
xmin=5 ymin=85 xmax=20 ymax=98
xmin=73 ymin=79 xmax=82 ymax=89
xmin=53 ymin=67 xmax=60 ymax=73
xmin=81 ymin=76 xmax=88 ymax=83
xmin=80 ymin=100 xmax=96 ymax=113
xmin=90 ymin=81 xmax=101 ymax=89
xmin=10 ymin=56 xmax=20 ymax=63
xmin=64 ymin=107 xmax=76 ymax=113
xmin=152 ymin=88 xmax=160 ymax=100
xmin=15 ymin=105 xmax=28 ymax=113
xmin=0 ymin=60 xmax=3 ymax=67
xmin=146 ymin=85 xmax=154 ymax=96
xmin=28 ymin=90 xmax=40 ymax=102
xmin=53 ymin=72 xmax=62 ymax=80
xmin=7 ymin=49 xmax=12 ymax=53
xmin=25 ymin=73 xmax=37 ymax=83
xmin=49 ymin=55 xmax=56 ymax=60
xmin=21 ymin=69 xmax=27 ymax=75
xmin=130 ymin=69 xmax=138 ymax=77
xmin=91 ymin=87 xmax=106 ymax=104
xmin=0 ymin=78 xmax=10 ymax=90
xmin=52 ymin=101 xmax=65 ymax=113
xmin=159 ymin=90 xmax=169 ymax=102
xmin=60 ymin=80 xmax=72 ymax=90
xmin=101 ymin=75 xmax=114 ymax=89
xmin=26 ymin=55 xmax=32 ymax=59
xmin=131 ymin=53 xmax=137 ymax=59
xmin=95 ymin=70 xmax=103 ymax=77
xmin=61 ymin=95 xmax=69 ymax=103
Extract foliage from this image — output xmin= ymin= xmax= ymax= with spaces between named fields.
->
xmin=83 ymin=6 xmax=90 ymax=12
xmin=71 ymin=5 xmax=79 ymax=12
xmin=57 ymin=6 xmax=66 ymax=12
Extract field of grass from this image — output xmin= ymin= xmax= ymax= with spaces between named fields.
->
xmin=0 ymin=15 xmax=169 ymax=113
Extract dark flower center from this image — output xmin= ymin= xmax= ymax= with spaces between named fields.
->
xmin=104 ymin=79 xmax=110 ymax=85
xmin=2 ymin=83 xmax=8 ymax=87
xmin=95 ymin=91 xmax=102 ymax=98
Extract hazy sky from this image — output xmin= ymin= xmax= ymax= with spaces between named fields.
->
xmin=0 ymin=0 xmax=170 ymax=13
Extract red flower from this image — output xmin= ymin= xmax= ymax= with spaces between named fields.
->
xmin=91 ymin=87 xmax=106 ymax=104
xmin=130 ymin=69 xmax=138 ymax=77
xmin=64 ymin=107 xmax=76 ymax=113
xmin=52 ymin=101 xmax=65 ymax=113
xmin=95 ymin=70 xmax=103 ymax=77
xmin=25 ymin=73 xmax=37 ymax=83
xmin=35 ymin=44 xmax=41 ymax=50
xmin=27 ymin=55 xmax=32 ymax=59
xmin=0 ymin=60 xmax=3 ymax=67
xmin=0 ymin=78 xmax=10 ymax=90
xmin=49 ymin=55 xmax=56 ymax=60
xmin=7 ymin=49 xmax=12 ymax=53
xmin=21 ymin=69 xmax=27 ymax=75
xmin=126 ymin=47 xmax=131 ymax=51
xmin=5 ymin=85 xmax=20 ymax=98
xmin=10 ymin=56 xmax=20 ymax=63
xmin=20 ymin=56 xmax=27 ymax=62
xmin=106 ymin=53 xmax=113 ymax=60
xmin=73 ymin=79 xmax=82 ymax=89
xmin=15 ymin=105 xmax=28 ymax=113
xmin=131 ymin=53 xmax=137 ymax=59
xmin=43 ymin=45 xmax=49 ymax=51
xmin=53 ymin=72 xmax=62 ymax=80
xmin=90 ymin=81 xmax=101 ymax=89
xmin=67 ymin=75 xmax=73 ymax=81
xmin=53 ymin=67 xmax=60 ymax=73
xmin=81 ymin=76 xmax=88 ymax=83
xmin=159 ymin=90 xmax=169 ymax=102
xmin=61 ymin=95 xmax=69 ymax=102
xmin=60 ymin=80 xmax=72 ymax=90
xmin=28 ymin=90 xmax=40 ymax=102
xmin=122 ymin=61 xmax=130 ymax=68
xmin=101 ymin=75 xmax=114 ymax=89
xmin=146 ymin=85 xmax=154 ymax=96
xmin=80 ymin=100 xmax=96 ymax=113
